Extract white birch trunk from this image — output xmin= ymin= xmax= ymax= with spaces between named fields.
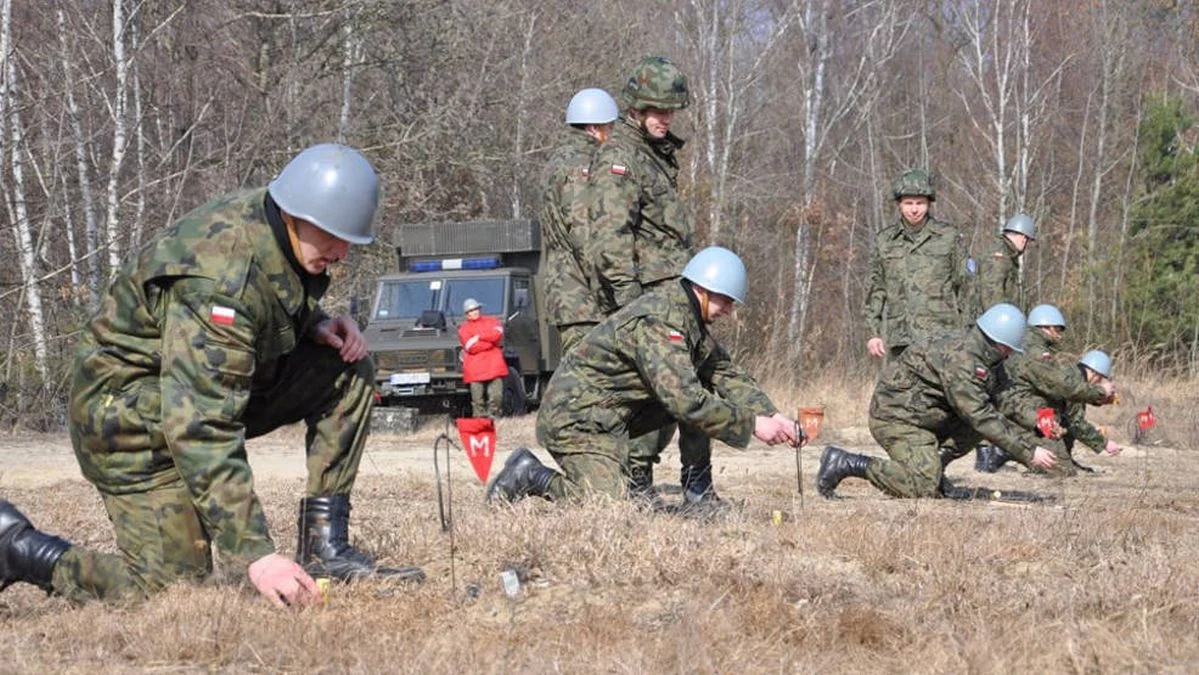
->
xmin=57 ymin=7 xmax=100 ymax=296
xmin=104 ymin=0 xmax=129 ymax=274
xmin=1 ymin=0 xmax=49 ymax=378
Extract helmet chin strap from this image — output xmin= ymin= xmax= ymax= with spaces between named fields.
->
xmin=280 ymin=211 xmax=309 ymax=265
xmin=697 ymin=287 xmax=711 ymax=323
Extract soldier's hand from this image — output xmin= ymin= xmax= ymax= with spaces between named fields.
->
xmin=770 ymin=412 xmax=807 ymax=447
xmin=1030 ymin=446 xmax=1057 ymax=469
xmin=867 ymin=338 xmax=886 ymax=359
xmin=313 ymin=316 xmax=369 ymax=362
xmin=248 ymin=553 xmax=320 ymax=609
xmin=1099 ymin=379 xmax=1117 ymax=404
xmin=753 ymin=415 xmax=792 ymax=446
xmin=1104 ymin=439 xmax=1122 ymax=457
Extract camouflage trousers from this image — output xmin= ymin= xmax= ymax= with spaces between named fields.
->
xmin=626 ymin=422 xmax=712 ymax=479
xmin=557 ymin=322 xmax=597 ymax=355
xmin=470 ymin=378 xmax=503 ymax=418
xmin=864 ymin=417 xmax=982 ymax=498
xmin=55 ymin=341 xmax=375 ymax=603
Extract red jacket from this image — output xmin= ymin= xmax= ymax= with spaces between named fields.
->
xmin=458 ymin=315 xmax=508 ymax=383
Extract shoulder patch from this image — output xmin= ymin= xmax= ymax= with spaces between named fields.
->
xmin=581 ymin=167 xmax=589 ymax=178
xmin=993 ymin=251 xmax=1006 ymax=259
xmin=1040 ymin=351 xmax=1053 ymax=361
xmin=668 ymin=329 xmax=684 ymax=343
xmin=966 ymin=257 xmax=977 ymax=275
xmin=211 ymin=305 xmax=236 ymax=326
xmin=611 ymin=164 xmax=628 ymax=176
xmin=974 ymin=365 xmax=988 ymax=379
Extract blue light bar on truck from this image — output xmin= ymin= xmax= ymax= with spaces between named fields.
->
xmin=410 ymin=256 xmax=501 ymax=272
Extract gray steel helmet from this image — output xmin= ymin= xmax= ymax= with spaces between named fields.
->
xmin=565 ymin=88 xmax=619 ymax=125
xmin=682 ymin=246 xmax=747 ymax=304
xmin=976 ymin=303 xmax=1027 ymax=352
xmin=891 ymin=169 xmax=936 ymax=202
xmin=463 ymin=298 xmax=482 ymax=313
xmin=1027 ymin=304 xmax=1066 ymax=328
xmin=268 ymin=143 xmax=379 ymax=245
xmin=1004 ymin=213 xmax=1037 ymax=239
xmin=1079 ymin=350 xmax=1113 ymax=378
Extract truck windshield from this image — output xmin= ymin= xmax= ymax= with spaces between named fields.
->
xmin=373 ymin=277 xmax=507 ymax=319
xmin=444 ymin=278 xmax=506 ymax=318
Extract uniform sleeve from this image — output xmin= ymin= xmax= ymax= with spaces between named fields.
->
xmin=952 ymin=233 xmax=975 ymax=326
xmin=1026 ymin=360 xmax=1109 ymax=404
xmin=584 ymin=153 xmax=643 ymax=312
xmin=942 ymin=365 xmax=1039 ymax=465
xmin=975 ymin=249 xmax=1002 ymax=313
xmin=700 ymin=344 xmax=778 ymax=416
xmin=1065 ymin=401 xmax=1107 ymax=452
xmin=863 ymin=236 xmax=886 ymax=338
xmin=159 ymin=279 xmax=275 ymax=567
xmin=628 ymin=316 xmax=756 ymax=448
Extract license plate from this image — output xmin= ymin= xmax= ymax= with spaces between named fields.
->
xmin=389 ymin=372 xmax=431 ymax=385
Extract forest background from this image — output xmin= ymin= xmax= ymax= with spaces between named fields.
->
xmin=2 ymin=0 xmax=1199 ymax=429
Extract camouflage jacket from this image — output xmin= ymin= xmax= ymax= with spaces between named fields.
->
xmin=538 ymin=128 xmax=603 ymax=327
xmin=869 ymin=326 xmax=1041 ymax=464
xmin=584 ymin=117 xmax=693 ymax=314
xmin=863 ymin=216 xmax=972 ymax=349
xmin=69 ymin=188 xmax=330 ymax=565
xmin=975 ymin=233 xmax=1022 ymax=311
xmin=537 ymin=280 xmax=776 ymax=452
xmin=995 ymin=330 xmax=1109 ymax=451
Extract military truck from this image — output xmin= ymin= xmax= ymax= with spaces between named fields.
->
xmin=363 ymin=219 xmax=561 ymax=417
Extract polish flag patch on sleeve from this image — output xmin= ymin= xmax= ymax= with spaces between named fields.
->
xmin=974 ymin=366 xmax=988 ymax=379
xmin=611 ymin=164 xmax=628 ymax=176
xmin=668 ymin=329 xmax=684 ymax=343
xmin=210 ymin=305 xmax=236 ymax=326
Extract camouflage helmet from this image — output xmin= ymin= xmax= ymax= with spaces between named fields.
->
xmin=621 ymin=56 xmax=690 ymax=111
xmin=891 ymin=169 xmax=936 ymax=202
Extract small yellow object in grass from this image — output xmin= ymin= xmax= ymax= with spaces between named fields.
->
xmin=991 ymin=490 xmax=1003 ymax=500
xmin=315 ymin=577 xmax=330 ymax=602
xmin=771 ymin=510 xmax=784 ymax=526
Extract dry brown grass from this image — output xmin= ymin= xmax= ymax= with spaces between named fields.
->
xmin=2 ymin=374 xmax=1197 ymax=673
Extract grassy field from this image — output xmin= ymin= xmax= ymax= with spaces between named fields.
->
xmin=1 ymin=375 xmax=1196 ymax=673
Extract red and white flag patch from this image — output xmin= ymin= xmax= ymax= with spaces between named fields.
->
xmin=993 ymin=251 xmax=1006 ymax=259
xmin=668 ymin=329 xmax=684 ymax=343
xmin=1040 ymin=351 xmax=1054 ymax=361
xmin=211 ymin=305 xmax=236 ymax=326
xmin=974 ymin=366 xmax=988 ymax=379
xmin=611 ymin=164 xmax=628 ymax=176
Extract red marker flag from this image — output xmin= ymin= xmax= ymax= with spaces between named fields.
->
xmin=455 ymin=417 xmax=497 ymax=483
xmin=1036 ymin=407 xmax=1057 ymax=438
xmin=1137 ymin=406 xmax=1156 ymax=433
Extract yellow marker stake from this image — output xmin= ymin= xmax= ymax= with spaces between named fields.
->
xmin=315 ymin=577 xmax=330 ymax=602
xmin=772 ymin=510 xmax=784 ymax=526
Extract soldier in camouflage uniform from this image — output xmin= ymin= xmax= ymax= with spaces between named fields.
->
xmin=539 ymin=88 xmax=619 ymax=354
xmin=864 ymin=170 xmax=973 ymax=359
xmin=975 ymin=213 xmax=1036 ymax=311
xmin=983 ymin=306 xmax=1119 ymax=475
xmin=582 ymin=56 xmax=724 ymax=509
xmin=0 ymin=144 xmax=422 ymax=608
xmin=485 ymin=247 xmax=802 ymax=503
xmin=818 ymin=304 xmax=1057 ymax=499
xmin=970 ymin=213 xmax=1036 ymax=471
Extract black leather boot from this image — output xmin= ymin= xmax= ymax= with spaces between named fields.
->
xmin=485 ymin=448 xmax=557 ymax=503
xmin=816 ymin=446 xmax=871 ymax=498
xmin=627 ymin=464 xmax=666 ymax=510
xmin=679 ymin=464 xmax=730 ymax=516
xmin=297 ymin=495 xmax=425 ymax=583
xmin=975 ymin=445 xmax=1011 ymax=473
xmin=1 ymin=500 xmax=71 ymax=594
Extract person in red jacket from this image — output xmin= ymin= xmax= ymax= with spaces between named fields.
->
xmin=458 ymin=298 xmax=508 ymax=418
